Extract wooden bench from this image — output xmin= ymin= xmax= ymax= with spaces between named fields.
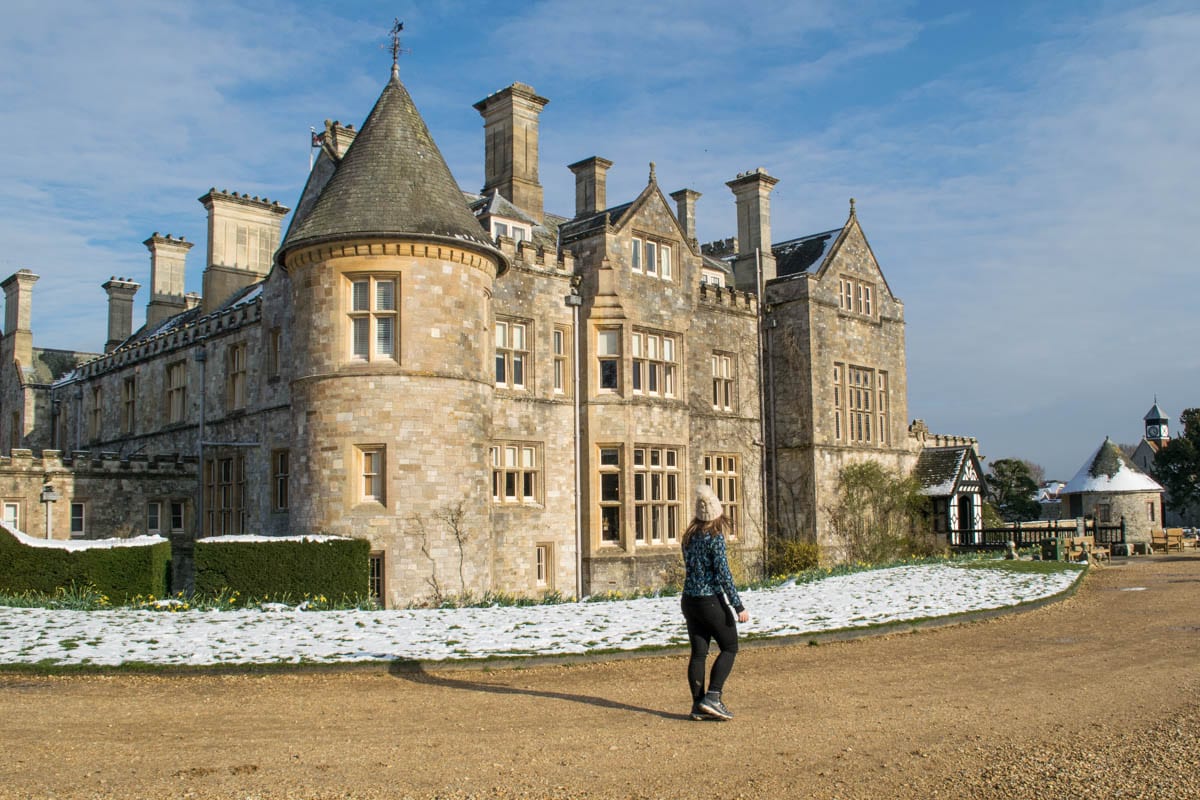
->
xmin=1151 ymin=528 xmax=1183 ymax=553
xmin=1064 ymin=535 xmax=1109 ymax=563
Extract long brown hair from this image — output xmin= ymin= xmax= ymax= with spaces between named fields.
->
xmin=681 ymin=513 xmax=730 ymax=548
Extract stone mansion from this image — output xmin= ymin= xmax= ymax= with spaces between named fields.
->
xmin=0 ymin=65 xmax=973 ymax=606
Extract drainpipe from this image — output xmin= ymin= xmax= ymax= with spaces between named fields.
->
xmin=194 ymin=345 xmax=207 ymax=540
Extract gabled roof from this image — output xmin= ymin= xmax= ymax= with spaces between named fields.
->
xmin=773 ymin=228 xmax=843 ymax=278
xmin=279 ymin=73 xmax=502 ymax=268
xmin=914 ymin=446 xmax=980 ymax=497
xmin=559 ymin=168 xmax=693 ymax=250
xmin=1062 ymin=438 xmax=1163 ymax=494
xmin=559 ymin=201 xmax=634 ymax=242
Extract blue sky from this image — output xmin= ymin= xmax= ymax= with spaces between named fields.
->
xmin=1 ymin=0 xmax=1196 ymax=479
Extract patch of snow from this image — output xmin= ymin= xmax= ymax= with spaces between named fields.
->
xmin=0 ymin=563 xmax=1083 ymax=667
xmin=4 ymin=524 xmax=166 ymax=550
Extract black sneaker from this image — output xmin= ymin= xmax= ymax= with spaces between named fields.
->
xmin=689 ymin=702 xmax=706 ymax=721
xmin=698 ymin=693 xmax=733 ymax=720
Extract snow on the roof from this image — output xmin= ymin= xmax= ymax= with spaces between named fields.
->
xmin=1062 ymin=439 xmax=1163 ymax=494
xmin=197 ymin=534 xmax=350 ymax=544
xmin=3 ymin=524 xmax=166 ymax=550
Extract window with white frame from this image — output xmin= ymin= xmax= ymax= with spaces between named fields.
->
xmin=121 ymin=377 xmax=136 ymax=434
xmin=492 ymin=221 xmax=529 ymax=242
xmin=359 ymin=445 xmax=385 ymax=504
xmin=631 ymin=237 xmax=673 ymax=280
xmin=495 ymin=318 xmax=529 ymax=390
xmin=535 ymin=543 xmax=554 ymax=588
xmin=170 ymin=501 xmax=185 ymax=532
xmin=165 ymin=361 xmax=187 ymax=424
xmin=712 ymin=353 xmax=734 ymax=411
xmin=701 ymin=271 xmax=725 ymax=287
xmin=598 ymin=447 xmax=621 ymax=544
xmin=348 ymin=275 xmax=398 ymax=362
xmin=553 ymin=325 xmax=571 ymax=396
xmin=490 ymin=442 xmax=541 ymax=505
xmin=838 ymin=275 xmax=875 ymax=318
xmin=146 ymin=501 xmax=161 ymax=534
xmin=632 ymin=330 xmax=676 ymax=397
xmin=704 ymin=454 xmax=740 ymax=538
xmin=634 ymin=446 xmax=681 ymax=545
xmin=70 ymin=502 xmax=86 ymax=537
xmin=226 ymin=342 xmax=247 ymax=410
xmin=597 ymin=328 xmax=621 ymax=392
xmin=3 ymin=502 xmax=19 ymax=531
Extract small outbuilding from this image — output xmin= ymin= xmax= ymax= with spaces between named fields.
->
xmin=914 ymin=446 xmax=986 ymax=544
xmin=1060 ymin=437 xmax=1164 ymax=547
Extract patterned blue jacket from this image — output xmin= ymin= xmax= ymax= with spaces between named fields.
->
xmin=682 ymin=532 xmax=744 ymax=612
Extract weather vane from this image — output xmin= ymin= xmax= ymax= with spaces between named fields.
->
xmin=388 ymin=19 xmax=405 ymax=77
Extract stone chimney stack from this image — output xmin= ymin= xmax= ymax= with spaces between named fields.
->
xmin=318 ymin=119 xmax=357 ymax=160
xmin=474 ymin=83 xmax=550 ymax=222
xmin=144 ymin=234 xmax=193 ymax=328
xmin=198 ymin=190 xmax=290 ymax=315
xmin=102 ymin=276 xmax=140 ymax=353
xmin=670 ymin=188 xmax=702 ymax=244
xmin=2 ymin=269 xmax=38 ymax=370
xmin=727 ymin=168 xmax=780 ymax=291
xmin=569 ymin=156 xmax=613 ymax=218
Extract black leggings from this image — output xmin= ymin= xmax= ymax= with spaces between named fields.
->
xmin=681 ymin=594 xmax=739 ymax=700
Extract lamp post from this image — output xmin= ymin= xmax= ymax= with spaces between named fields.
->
xmin=565 ymin=278 xmax=583 ymax=599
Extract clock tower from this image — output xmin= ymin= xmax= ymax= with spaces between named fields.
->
xmin=1144 ymin=400 xmax=1170 ymax=446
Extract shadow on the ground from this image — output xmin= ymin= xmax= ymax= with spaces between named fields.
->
xmin=388 ymin=660 xmax=698 ymax=722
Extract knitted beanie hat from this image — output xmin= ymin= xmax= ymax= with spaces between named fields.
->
xmin=695 ymin=483 xmax=724 ymax=522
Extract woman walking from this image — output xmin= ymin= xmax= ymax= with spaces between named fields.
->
xmin=681 ymin=483 xmax=749 ymax=721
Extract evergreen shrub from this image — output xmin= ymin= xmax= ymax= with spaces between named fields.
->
xmin=766 ymin=538 xmax=820 ymax=576
xmin=193 ymin=537 xmax=371 ymax=602
xmin=0 ymin=526 xmax=171 ymax=603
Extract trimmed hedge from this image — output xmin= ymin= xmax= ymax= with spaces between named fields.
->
xmin=0 ymin=527 xmax=171 ymax=603
xmin=194 ymin=537 xmax=371 ymax=601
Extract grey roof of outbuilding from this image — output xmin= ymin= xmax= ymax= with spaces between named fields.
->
xmin=279 ymin=74 xmax=501 ymax=264
xmin=913 ymin=446 xmax=972 ymax=496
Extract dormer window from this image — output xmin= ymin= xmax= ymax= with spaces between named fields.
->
xmin=492 ymin=220 xmax=528 ymax=242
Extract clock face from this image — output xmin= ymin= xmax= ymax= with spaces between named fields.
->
xmin=1147 ymin=425 xmax=1161 ymax=438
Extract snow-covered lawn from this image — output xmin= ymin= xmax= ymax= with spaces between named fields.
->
xmin=0 ymin=563 xmax=1082 ymax=667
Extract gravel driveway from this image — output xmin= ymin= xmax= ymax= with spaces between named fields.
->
xmin=2 ymin=553 xmax=1198 ymax=799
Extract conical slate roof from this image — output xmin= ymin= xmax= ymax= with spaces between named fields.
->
xmin=280 ymin=73 xmax=503 ymax=267
xmin=1062 ymin=438 xmax=1163 ymax=494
